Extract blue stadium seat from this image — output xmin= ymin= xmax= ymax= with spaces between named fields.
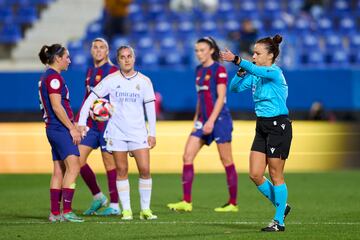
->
xmin=199 ymin=20 xmax=218 ymax=36
xmin=223 ymin=19 xmax=240 ymax=34
xmin=177 ymin=20 xmax=194 ymax=35
xmin=338 ymin=17 xmax=356 ymax=33
xmin=0 ymin=23 xmax=21 ymax=44
xmin=263 ymin=0 xmax=282 ymax=15
xmin=218 ymin=1 xmax=232 ymax=15
xmin=131 ymin=21 xmax=149 ymax=38
xmin=324 ymin=33 xmax=343 ymax=50
xmin=147 ymin=3 xmax=165 ymax=20
xmin=111 ymin=36 xmax=130 ymax=50
xmin=15 ymin=6 xmax=38 ymax=25
xmin=159 ymin=36 xmax=177 ymax=50
xmin=332 ymin=0 xmax=350 ymax=15
xmin=328 ymin=49 xmax=350 ymax=66
xmin=85 ymin=21 xmax=104 ymax=40
xmin=301 ymin=33 xmax=320 ymax=50
xmin=69 ymin=52 xmax=90 ymax=70
xmin=138 ymin=50 xmax=159 ymax=69
xmin=348 ymin=32 xmax=360 ymax=50
xmin=0 ymin=7 xmax=13 ymax=23
xmin=67 ymin=39 xmax=85 ymax=54
xmin=136 ymin=36 xmax=154 ymax=52
xmin=160 ymin=49 xmax=185 ymax=67
xmin=287 ymin=0 xmax=303 ymax=13
xmin=293 ymin=16 xmax=312 ymax=33
xmin=239 ymin=1 xmax=257 ymax=15
xmin=317 ymin=16 xmax=333 ymax=33
xmin=27 ymin=0 xmax=54 ymax=5
xmin=302 ymin=51 xmax=325 ymax=67
xmin=154 ymin=20 xmax=173 ymax=37
xmin=270 ymin=19 xmax=287 ymax=33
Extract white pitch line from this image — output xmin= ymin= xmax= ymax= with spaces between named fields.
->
xmin=0 ymin=221 xmax=359 ymax=225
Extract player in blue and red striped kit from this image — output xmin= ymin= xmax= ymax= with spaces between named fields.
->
xmin=167 ymin=37 xmax=238 ymax=212
xmin=38 ymin=44 xmax=84 ymax=222
xmin=75 ymin=38 xmax=120 ymax=216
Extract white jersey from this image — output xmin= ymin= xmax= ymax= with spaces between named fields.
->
xmin=89 ymin=71 xmax=155 ymax=142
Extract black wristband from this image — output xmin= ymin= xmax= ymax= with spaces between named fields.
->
xmin=237 ymin=68 xmax=246 ymax=76
xmin=232 ymin=55 xmax=240 ymax=65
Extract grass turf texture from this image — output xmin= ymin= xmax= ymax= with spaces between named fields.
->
xmin=0 ymin=171 xmax=359 ymax=240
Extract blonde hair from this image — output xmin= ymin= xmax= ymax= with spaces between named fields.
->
xmin=91 ymin=37 xmax=113 ymax=64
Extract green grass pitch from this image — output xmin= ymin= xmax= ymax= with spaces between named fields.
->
xmin=0 ymin=171 xmax=359 ymax=240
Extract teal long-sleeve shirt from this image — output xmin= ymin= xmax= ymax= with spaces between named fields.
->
xmin=230 ymin=59 xmax=289 ymax=117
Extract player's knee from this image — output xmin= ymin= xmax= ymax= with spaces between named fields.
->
xmin=139 ymin=171 xmax=150 ymax=179
xmin=183 ymin=153 xmax=194 ymax=164
xmin=249 ymin=172 xmax=263 ymax=184
xmin=117 ymin=165 xmax=128 ymax=178
xmin=138 ymin=166 xmax=150 ymax=178
xmin=103 ymin=158 xmax=116 ymax=171
xmin=53 ymin=167 xmax=63 ymax=178
xmin=220 ymin=156 xmax=233 ymax=166
xmin=269 ymin=174 xmax=284 ymax=185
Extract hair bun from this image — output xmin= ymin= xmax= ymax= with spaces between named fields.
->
xmin=273 ymin=34 xmax=283 ymax=45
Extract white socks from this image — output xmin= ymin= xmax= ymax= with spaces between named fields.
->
xmin=116 ymin=178 xmax=153 ymax=211
xmin=116 ymin=179 xmax=131 ymax=211
xmin=110 ymin=202 xmax=120 ymax=211
xmin=139 ymin=178 xmax=152 ymax=210
xmin=93 ymin=192 xmax=104 ymax=200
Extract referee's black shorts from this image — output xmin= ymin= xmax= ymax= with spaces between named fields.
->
xmin=251 ymin=115 xmax=292 ymax=159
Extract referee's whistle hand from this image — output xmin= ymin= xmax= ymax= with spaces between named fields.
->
xmin=220 ymin=48 xmax=235 ymax=62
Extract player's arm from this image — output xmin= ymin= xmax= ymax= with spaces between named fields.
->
xmin=202 ymin=84 xmax=226 ymax=135
xmin=143 ymin=77 xmax=157 ymax=148
xmin=49 ymin=94 xmax=81 ymax=145
xmin=230 ymin=73 xmax=253 ymax=92
xmin=78 ymin=76 xmax=111 ymax=131
xmin=145 ymin=100 xmax=156 ymax=149
xmin=238 ymin=59 xmax=281 ymax=80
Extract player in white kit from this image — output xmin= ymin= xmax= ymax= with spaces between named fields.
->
xmin=78 ymin=46 xmax=157 ymax=220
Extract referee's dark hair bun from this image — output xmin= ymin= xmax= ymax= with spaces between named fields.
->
xmin=273 ymin=34 xmax=283 ymax=45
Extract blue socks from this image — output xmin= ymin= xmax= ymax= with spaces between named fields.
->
xmin=257 ymin=178 xmax=275 ymax=206
xmin=257 ymin=179 xmax=288 ymax=226
xmin=273 ymin=183 xmax=288 ymax=226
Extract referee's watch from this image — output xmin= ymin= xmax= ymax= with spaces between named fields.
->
xmin=232 ymin=55 xmax=240 ymax=65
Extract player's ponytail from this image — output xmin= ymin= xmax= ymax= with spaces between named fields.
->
xmin=38 ymin=44 xmax=65 ymax=65
xmin=256 ymin=34 xmax=283 ymax=63
xmin=197 ymin=36 xmax=221 ymax=62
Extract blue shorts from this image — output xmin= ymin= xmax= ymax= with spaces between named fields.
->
xmin=191 ymin=112 xmax=233 ymax=146
xmin=46 ymin=127 xmax=80 ymax=161
xmin=80 ymin=128 xmax=108 ymax=152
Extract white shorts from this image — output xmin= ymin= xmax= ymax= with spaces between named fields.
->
xmin=106 ymin=138 xmax=149 ymax=152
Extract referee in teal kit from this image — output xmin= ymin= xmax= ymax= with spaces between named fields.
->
xmin=221 ymin=34 xmax=292 ymax=232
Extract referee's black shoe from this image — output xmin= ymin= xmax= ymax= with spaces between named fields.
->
xmin=284 ymin=204 xmax=291 ymax=220
xmin=261 ymin=220 xmax=285 ymax=232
